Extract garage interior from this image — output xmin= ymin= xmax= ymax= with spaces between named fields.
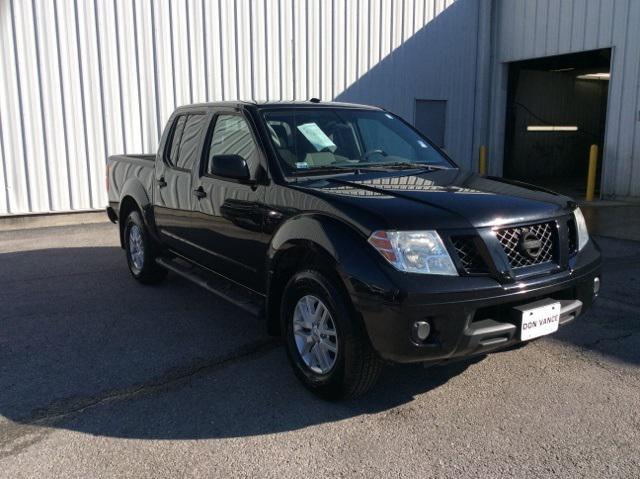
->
xmin=503 ymin=49 xmax=611 ymax=198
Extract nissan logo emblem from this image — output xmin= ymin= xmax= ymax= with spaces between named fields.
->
xmin=519 ymin=230 xmax=543 ymax=259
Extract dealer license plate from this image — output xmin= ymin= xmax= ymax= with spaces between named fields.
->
xmin=517 ymin=300 xmax=561 ymax=341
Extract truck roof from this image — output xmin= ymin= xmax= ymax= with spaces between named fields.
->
xmin=175 ymin=100 xmax=383 ymax=112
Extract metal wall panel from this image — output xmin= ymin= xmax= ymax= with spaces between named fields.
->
xmin=5 ymin=0 xmax=638 ymax=214
xmin=0 ymin=0 xmax=480 ymax=215
xmin=492 ymin=0 xmax=640 ymax=199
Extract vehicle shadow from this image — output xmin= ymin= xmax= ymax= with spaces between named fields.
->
xmin=57 ymin=350 xmax=480 ymax=441
xmin=1 ymin=241 xmax=638 ymax=441
xmin=0 ymin=246 xmax=478 ymax=441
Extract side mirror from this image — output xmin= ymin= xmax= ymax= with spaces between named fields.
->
xmin=209 ymin=154 xmax=251 ymax=181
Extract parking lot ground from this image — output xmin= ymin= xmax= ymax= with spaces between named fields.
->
xmin=0 ymin=222 xmax=639 ymax=478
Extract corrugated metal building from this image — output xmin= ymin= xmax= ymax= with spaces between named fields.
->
xmin=0 ymin=0 xmax=638 ymax=216
xmin=488 ymin=0 xmax=640 ymax=200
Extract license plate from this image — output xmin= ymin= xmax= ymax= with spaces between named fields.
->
xmin=516 ymin=300 xmax=561 ymax=341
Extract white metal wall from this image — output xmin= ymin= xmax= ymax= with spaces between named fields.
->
xmin=488 ymin=0 xmax=640 ymax=199
xmin=0 ymin=0 xmax=480 ymax=216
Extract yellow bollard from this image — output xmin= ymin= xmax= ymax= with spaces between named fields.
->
xmin=479 ymin=145 xmax=487 ymax=175
xmin=586 ymin=144 xmax=598 ymax=201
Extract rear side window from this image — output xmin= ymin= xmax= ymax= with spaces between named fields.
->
xmin=176 ymin=114 xmax=207 ymax=170
xmin=165 ymin=114 xmax=207 ymax=170
xmin=207 ymin=115 xmax=259 ymax=174
xmin=167 ymin=115 xmax=187 ymax=166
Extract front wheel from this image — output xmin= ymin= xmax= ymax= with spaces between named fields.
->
xmin=123 ymin=210 xmax=167 ymax=284
xmin=281 ymin=270 xmax=383 ymax=399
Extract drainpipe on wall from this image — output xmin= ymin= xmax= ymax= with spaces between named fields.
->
xmin=471 ymin=0 xmax=494 ymax=175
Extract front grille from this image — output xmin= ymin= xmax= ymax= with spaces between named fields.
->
xmin=451 ymin=236 xmax=488 ymax=274
xmin=495 ymin=222 xmax=556 ymax=269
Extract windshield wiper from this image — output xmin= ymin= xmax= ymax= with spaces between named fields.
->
xmin=290 ymin=165 xmax=366 ymax=176
xmin=289 ymin=162 xmax=451 ymax=178
xmin=292 ymin=164 xmax=404 ymax=176
xmin=373 ymin=162 xmax=451 ymax=171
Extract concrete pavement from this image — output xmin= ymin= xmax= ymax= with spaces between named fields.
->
xmin=0 ymin=223 xmax=638 ymax=478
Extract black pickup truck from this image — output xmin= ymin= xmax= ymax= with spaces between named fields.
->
xmin=107 ymin=100 xmax=601 ymax=398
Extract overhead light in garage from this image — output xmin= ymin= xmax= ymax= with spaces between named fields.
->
xmin=527 ymin=126 xmax=579 ymax=132
xmin=576 ymin=72 xmax=610 ymax=80
xmin=551 ymin=67 xmax=575 ymax=72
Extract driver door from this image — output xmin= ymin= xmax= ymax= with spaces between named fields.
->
xmin=189 ymin=111 xmax=269 ymax=292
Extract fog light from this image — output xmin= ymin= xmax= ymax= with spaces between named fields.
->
xmin=412 ymin=321 xmax=431 ymax=343
xmin=593 ymin=277 xmax=600 ymax=296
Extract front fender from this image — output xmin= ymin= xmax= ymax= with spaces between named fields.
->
xmin=267 ymin=214 xmax=398 ymax=306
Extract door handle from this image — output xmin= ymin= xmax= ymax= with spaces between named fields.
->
xmin=157 ymin=177 xmax=167 ymax=188
xmin=193 ymin=186 xmax=207 ymax=199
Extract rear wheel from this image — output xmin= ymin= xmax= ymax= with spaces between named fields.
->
xmin=282 ymin=270 xmax=383 ymax=399
xmin=123 ymin=210 xmax=167 ymax=284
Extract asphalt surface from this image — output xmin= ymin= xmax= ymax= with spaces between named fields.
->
xmin=0 ymin=222 xmax=639 ymax=478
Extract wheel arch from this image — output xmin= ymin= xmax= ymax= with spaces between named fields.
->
xmin=264 ymin=215 xmax=394 ymax=336
xmin=117 ymin=178 xmax=154 ymax=248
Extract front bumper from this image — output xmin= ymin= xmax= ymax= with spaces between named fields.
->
xmin=352 ymin=243 xmax=601 ymax=364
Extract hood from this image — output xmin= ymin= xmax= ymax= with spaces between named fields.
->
xmin=293 ymin=169 xmax=573 ymax=231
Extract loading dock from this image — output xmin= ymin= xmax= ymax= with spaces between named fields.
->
xmin=503 ymin=49 xmax=611 ymax=198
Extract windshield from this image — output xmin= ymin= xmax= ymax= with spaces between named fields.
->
xmin=261 ymin=108 xmax=455 ymax=176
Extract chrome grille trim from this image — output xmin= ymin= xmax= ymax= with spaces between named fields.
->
xmin=495 ymin=222 xmax=556 ymax=269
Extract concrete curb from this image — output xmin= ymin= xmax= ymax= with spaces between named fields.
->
xmin=0 ymin=211 xmax=109 ymax=232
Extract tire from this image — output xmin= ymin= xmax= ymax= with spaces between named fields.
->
xmin=281 ymin=269 xmax=383 ymax=399
xmin=123 ymin=210 xmax=167 ymax=284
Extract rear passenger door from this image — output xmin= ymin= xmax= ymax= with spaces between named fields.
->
xmin=153 ymin=111 xmax=209 ymax=257
xmin=190 ymin=110 xmax=269 ymax=292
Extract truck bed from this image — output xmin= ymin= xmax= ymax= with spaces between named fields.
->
xmin=110 ymin=153 xmax=155 ymax=163
xmin=107 ymin=154 xmax=156 ymax=213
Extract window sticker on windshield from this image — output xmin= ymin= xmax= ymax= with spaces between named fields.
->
xmin=417 ymin=140 xmax=428 ymax=148
xmin=295 ymin=161 xmax=309 ymax=169
xmin=297 ymin=123 xmax=337 ymax=152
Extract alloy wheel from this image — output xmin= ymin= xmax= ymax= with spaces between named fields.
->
xmin=128 ymin=224 xmax=145 ymax=272
xmin=292 ymin=295 xmax=338 ymax=374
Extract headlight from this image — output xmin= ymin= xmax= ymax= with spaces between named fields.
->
xmin=573 ymin=207 xmax=589 ymax=251
xmin=368 ymin=230 xmax=458 ymax=275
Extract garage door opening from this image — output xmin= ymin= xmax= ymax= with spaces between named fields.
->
xmin=503 ymin=49 xmax=611 ymax=198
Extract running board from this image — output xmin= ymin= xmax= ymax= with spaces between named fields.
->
xmin=156 ymin=256 xmax=264 ymax=317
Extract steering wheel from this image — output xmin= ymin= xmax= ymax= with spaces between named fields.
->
xmin=362 ymin=149 xmax=388 ymax=161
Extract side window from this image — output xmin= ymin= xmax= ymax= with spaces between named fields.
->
xmin=207 ymin=115 xmax=259 ymax=174
xmin=176 ymin=114 xmax=207 ymax=171
xmin=167 ymin=115 xmax=187 ymax=166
